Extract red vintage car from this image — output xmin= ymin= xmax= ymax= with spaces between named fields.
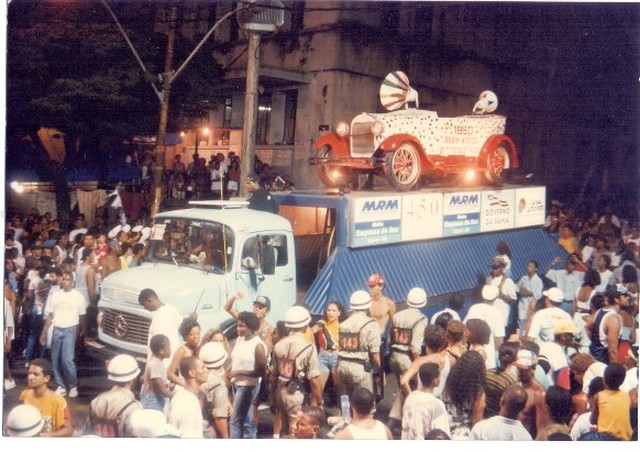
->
xmin=310 ymin=72 xmax=519 ymax=191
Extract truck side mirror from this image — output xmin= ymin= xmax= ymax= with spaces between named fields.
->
xmin=242 ymin=257 xmax=257 ymax=269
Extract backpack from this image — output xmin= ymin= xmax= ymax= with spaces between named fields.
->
xmin=339 ymin=319 xmax=375 ymax=352
xmin=391 ymin=317 xmax=424 ymax=347
xmin=88 ymin=400 xmax=137 ymax=437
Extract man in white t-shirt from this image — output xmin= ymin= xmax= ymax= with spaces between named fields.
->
xmin=464 ymin=284 xmax=506 ymax=370
xmin=166 ymin=356 xmax=208 ymax=438
xmin=524 ymin=287 xmax=573 ymax=344
xmin=487 ymin=258 xmax=518 ymax=332
xmin=517 ymin=260 xmax=544 ymax=335
xmin=138 ymin=288 xmax=192 ymax=367
xmin=401 ymin=362 xmax=450 ymax=440
xmin=40 ymin=271 xmax=87 ymax=398
xmin=538 ymin=321 xmax=579 ymax=386
xmin=470 ymin=384 xmax=532 ymax=440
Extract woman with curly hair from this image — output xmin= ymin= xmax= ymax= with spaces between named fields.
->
xmin=465 ymin=318 xmax=491 ymax=364
xmin=166 ymin=318 xmax=201 ymax=387
xmin=442 ymin=350 xmax=486 ymax=440
xmin=310 ymin=300 xmax=345 ymax=404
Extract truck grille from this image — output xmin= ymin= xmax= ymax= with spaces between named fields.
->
xmin=351 ymin=120 xmax=374 ymax=155
xmin=102 ymin=309 xmax=151 ymax=346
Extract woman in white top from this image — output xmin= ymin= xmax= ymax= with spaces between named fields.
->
xmin=228 ymin=311 xmax=267 ymax=438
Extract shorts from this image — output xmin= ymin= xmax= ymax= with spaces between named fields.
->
xmin=318 ymin=350 xmax=339 ymax=373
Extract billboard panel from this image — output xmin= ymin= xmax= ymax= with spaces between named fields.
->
xmin=442 ymin=191 xmax=481 ymax=237
xmin=515 ymin=186 xmax=546 ymax=228
xmin=480 ymin=189 xmax=516 ymax=232
xmin=401 ymin=192 xmax=444 ymax=241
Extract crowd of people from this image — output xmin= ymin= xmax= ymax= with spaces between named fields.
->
xmin=165 ymin=152 xmax=293 ymax=201
xmin=2 ymin=195 xmax=639 ymax=440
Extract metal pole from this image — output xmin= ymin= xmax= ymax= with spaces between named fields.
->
xmin=150 ymin=2 xmax=177 ymax=218
xmin=194 ymin=128 xmax=199 ymax=158
xmin=239 ymin=31 xmax=261 ymax=198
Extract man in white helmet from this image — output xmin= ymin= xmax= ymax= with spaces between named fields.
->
xmin=386 ymin=287 xmax=429 ymax=438
xmin=87 ymin=354 xmax=142 ymax=437
xmin=269 ymin=305 xmax=322 ymax=436
xmin=389 ymin=287 xmax=429 ymax=383
xmin=5 ymin=404 xmax=45 ymax=437
xmin=199 ymin=342 xmax=231 ymax=438
xmin=337 ymin=290 xmax=382 ymax=398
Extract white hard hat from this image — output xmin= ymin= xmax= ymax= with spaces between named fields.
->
xmin=350 ymin=290 xmax=372 ymax=311
xmin=5 ymin=404 xmax=45 ymax=437
xmin=129 ymin=409 xmax=182 ymax=438
xmin=199 ymin=342 xmax=228 ymax=369
xmin=108 ymin=225 xmax=122 ymax=239
xmin=543 ymin=287 xmax=564 ymax=303
xmin=406 ymin=287 xmax=427 ymax=308
xmin=284 ymin=306 xmax=311 ymax=329
xmin=107 ymin=354 xmax=141 ymax=383
xmin=139 ymin=226 xmax=151 ymax=242
xmin=481 ymin=284 xmax=500 ymax=301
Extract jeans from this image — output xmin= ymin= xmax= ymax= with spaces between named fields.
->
xmin=230 ymin=384 xmax=259 ymax=438
xmin=141 ymin=388 xmax=168 ymax=413
xmin=51 ymin=326 xmax=78 ymax=389
xmin=25 ymin=315 xmax=45 ymax=362
xmin=560 ymin=301 xmax=573 ymax=316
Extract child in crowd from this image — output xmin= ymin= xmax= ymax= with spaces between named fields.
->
xmin=590 ymin=363 xmax=632 ymax=440
xmin=140 ymin=334 xmax=175 ymax=412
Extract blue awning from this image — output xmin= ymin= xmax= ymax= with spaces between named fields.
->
xmin=303 ymin=227 xmax=567 ymax=316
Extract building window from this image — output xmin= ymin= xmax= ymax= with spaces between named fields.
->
xmin=283 ymin=90 xmax=297 ymax=145
xmin=256 ymin=95 xmax=272 ymax=145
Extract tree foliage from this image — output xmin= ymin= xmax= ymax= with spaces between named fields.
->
xmin=6 ymin=0 xmax=224 ymax=172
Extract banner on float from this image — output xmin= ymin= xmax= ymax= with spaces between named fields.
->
xmin=442 ymin=191 xmax=481 ymax=237
xmin=401 ymin=192 xmax=444 ymax=241
xmin=514 ymin=186 xmax=546 ymax=227
xmin=480 ymin=189 xmax=515 ymax=232
xmin=350 ymin=195 xmax=402 ymax=247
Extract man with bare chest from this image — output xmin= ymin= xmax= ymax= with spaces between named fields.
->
xmin=367 ymin=274 xmax=397 ymax=369
xmin=514 ymin=349 xmax=546 ymax=439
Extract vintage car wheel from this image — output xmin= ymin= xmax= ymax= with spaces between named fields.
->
xmin=316 ymin=145 xmax=354 ymax=188
xmin=384 ymin=142 xmax=421 ymax=191
xmin=484 ymin=142 xmax=511 ymax=184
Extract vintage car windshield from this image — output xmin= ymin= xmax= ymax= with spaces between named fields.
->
xmin=145 ymin=218 xmax=234 ymax=272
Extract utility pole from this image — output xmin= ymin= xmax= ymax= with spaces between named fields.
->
xmin=103 ymin=1 xmax=249 ymax=217
xmin=236 ymin=0 xmax=285 ymax=198
xmin=151 ymin=2 xmax=177 ymax=218
xmin=239 ymin=32 xmax=261 ymax=197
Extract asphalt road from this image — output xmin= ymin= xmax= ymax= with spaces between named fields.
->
xmin=2 ymin=348 xmax=399 ymax=438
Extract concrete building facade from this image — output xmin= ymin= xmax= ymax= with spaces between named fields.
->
xmin=176 ymin=1 xmax=637 ymax=210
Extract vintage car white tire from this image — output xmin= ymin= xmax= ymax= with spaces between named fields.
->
xmin=317 ymin=145 xmax=354 ymax=188
xmin=384 ymin=142 xmax=421 ymax=191
xmin=484 ymin=142 xmax=511 ymax=184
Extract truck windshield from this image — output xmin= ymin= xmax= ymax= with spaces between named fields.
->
xmin=146 ymin=218 xmax=234 ymax=272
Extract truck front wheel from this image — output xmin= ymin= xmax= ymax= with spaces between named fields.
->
xmin=317 ymin=145 xmax=355 ymax=189
xmin=484 ymin=142 xmax=511 ymax=185
xmin=384 ymin=142 xmax=421 ymax=191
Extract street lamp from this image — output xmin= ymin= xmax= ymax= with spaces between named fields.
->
xmin=236 ymin=0 xmax=285 ymax=197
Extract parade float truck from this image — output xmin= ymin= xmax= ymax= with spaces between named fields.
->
xmin=88 ymin=182 xmax=564 ymax=363
xmin=88 ymin=200 xmax=298 ymax=360
xmin=309 ymin=71 xmax=519 ymax=191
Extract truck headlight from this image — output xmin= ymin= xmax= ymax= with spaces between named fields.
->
xmin=371 ymin=120 xmax=384 ymax=136
xmin=97 ymin=311 xmax=104 ymax=329
xmin=336 ymin=121 xmax=350 ymax=137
